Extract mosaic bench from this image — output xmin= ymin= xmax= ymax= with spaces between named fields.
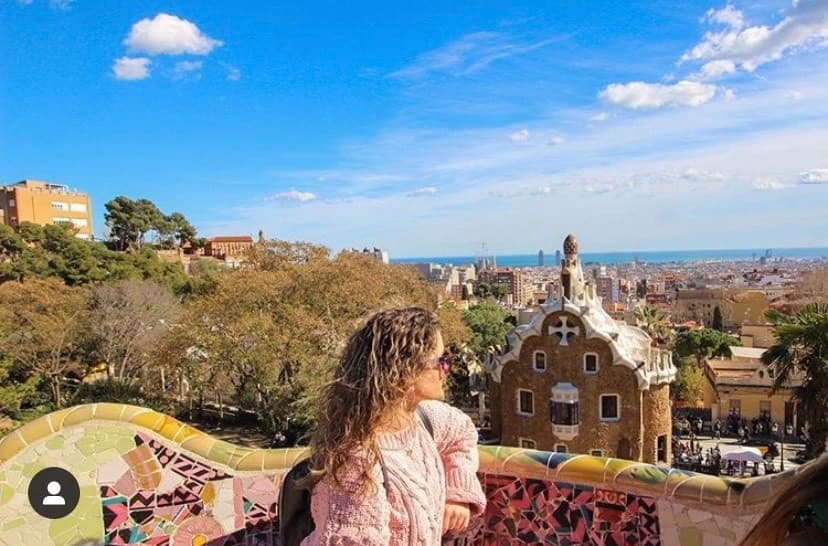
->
xmin=0 ymin=404 xmax=796 ymax=546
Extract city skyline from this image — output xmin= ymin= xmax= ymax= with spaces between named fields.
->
xmin=3 ymin=1 xmax=828 ymax=256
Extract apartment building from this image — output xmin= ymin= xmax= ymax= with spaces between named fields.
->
xmin=0 ymin=179 xmax=93 ymax=239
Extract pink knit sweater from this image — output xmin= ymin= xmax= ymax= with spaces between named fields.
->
xmin=301 ymin=400 xmax=487 ymax=545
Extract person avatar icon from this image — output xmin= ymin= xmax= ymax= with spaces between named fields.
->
xmin=42 ymin=481 xmax=66 ymax=506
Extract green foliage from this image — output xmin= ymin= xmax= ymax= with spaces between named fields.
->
xmin=673 ymin=328 xmax=739 ymax=366
xmin=712 ymin=305 xmax=723 ymax=331
xmin=634 ymin=304 xmax=673 ymax=345
xmin=671 ymin=359 xmax=705 ymax=403
xmin=464 ymin=303 xmax=513 ymax=361
xmin=762 ymin=304 xmax=828 ymax=457
xmin=104 ymin=196 xmax=197 ymax=251
xmin=17 ymin=222 xmax=43 ymax=243
xmin=150 ymin=242 xmax=435 ymax=440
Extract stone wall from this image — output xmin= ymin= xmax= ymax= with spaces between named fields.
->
xmin=642 ymin=384 xmax=672 ymax=463
xmin=0 ymin=404 xmax=798 ymax=546
xmin=497 ymin=311 xmax=645 ymax=459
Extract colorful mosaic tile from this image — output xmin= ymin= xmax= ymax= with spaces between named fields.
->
xmin=0 ymin=404 xmax=794 ymax=545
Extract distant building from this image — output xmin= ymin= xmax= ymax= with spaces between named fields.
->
xmin=703 ymin=346 xmax=802 ymax=430
xmin=489 ymin=234 xmax=677 ymax=462
xmin=0 ymin=179 xmax=94 ymax=239
xmin=205 ymin=236 xmax=254 ymax=260
xmin=479 ymin=268 xmax=532 ymax=306
xmin=555 ymin=249 xmax=562 ymax=265
xmin=346 ymin=247 xmax=389 ymax=264
xmin=739 ymin=323 xmax=776 ymax=349
xmin=538 ymin=249 xmax=544 ymax=267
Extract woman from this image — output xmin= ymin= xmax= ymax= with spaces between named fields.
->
xmin=302 ymin=307 xmax=487 ymax=545
xmin=739 ymin=454 xmax=828 ymax=546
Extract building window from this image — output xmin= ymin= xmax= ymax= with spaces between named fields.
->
xmin=71 ymin=218 xmax=88 ymax=227
xmin=519 ymin=438 xmax=536 ymax=449
xmin=554 ymin=444 xmax=568 ymax=453
xmin=600 ymin=394 xmax=620 ymax=421
xmin=657 ymin=435 xmax=667 ymax=463
xmin=584 ymin=353 xmax=599 ymax=374
xmin=550 ymin=382 xmax=579 ymax=440
xmin=550 ymin=399 xmax=579 ymax=425
xmin=8 ymin=199 xmax=14 ymax=207
xmin=51 ymin=201 xmax=69 ymax=210
xmin=533 ymin=351 xmax=546 ymax=371
xmin=729 ymin=399 xmax=741 ymax=416
xmin=760 ymin=400 xmax=772 ymax=420
xmin=69 ymin=203 xmax=87 ymax=213
xmin=517 ymin=389 xmax=534 ymax=416
xmin=590 ymin=449 xmax=603 ymax=457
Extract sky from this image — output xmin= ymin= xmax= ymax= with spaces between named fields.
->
xmin=2 ymin=0 xmax=827 ymax=257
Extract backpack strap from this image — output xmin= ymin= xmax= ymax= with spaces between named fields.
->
xmin=415 ymin=404 xmax=434 ymax=439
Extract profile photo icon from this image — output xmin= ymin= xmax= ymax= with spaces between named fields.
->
xmin=27 ymin=467 xmax=80 ymax=519
xmin=43 ymin=481 xmax=66 ymax=505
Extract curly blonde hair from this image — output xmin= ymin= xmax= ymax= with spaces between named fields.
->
xmin=307 ymin=307 xmax=441 ymax=492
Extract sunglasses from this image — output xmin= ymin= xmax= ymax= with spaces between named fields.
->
xmin=425 ymin=350 xmax=452 ymax=375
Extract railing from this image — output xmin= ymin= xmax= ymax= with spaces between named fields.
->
xmin=0 ymin=404 xmax=798 ymax=545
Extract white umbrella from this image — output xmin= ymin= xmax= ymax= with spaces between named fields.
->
xmin=724 ymin=447 xmax=765 ymax=463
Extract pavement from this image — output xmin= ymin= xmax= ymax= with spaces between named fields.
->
xmin=679 ymin=433 xmax=806 ymax=473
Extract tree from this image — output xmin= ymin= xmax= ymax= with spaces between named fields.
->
xmin=673 ymin=328 xmax=739 ymax=367
xmin=104 ymin=196 xmax=164 ymax=250
xmin=151 ymin=241 xmax=436 ymax=439
xmin=17 ymin=222 xmax=43 ymax=244
xmin=0 ymin=278 xmax=88 ymax=408
xmin=464 ymin=303 xmax=513 ymax=361
xmin=168 ymin=212 xmax=197 ymax=247
xmin=85 ymin=279 xmax=182 ymax=383
xmin=762 ymin=304 xmax=828 ymax=458
xmin=671 ymin=360 xmax=705 ymax=403
xmin=712 ymin=305 xmax=723 ymax=331
xmin=634 ymin=304 xmax=673 ymax=345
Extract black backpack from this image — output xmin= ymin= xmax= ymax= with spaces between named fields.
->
xmin=278 ymin=406 xmax=434 ymax=546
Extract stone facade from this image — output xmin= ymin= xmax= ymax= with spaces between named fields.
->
xmin=488 ymin=235 xmax=676 ymax=463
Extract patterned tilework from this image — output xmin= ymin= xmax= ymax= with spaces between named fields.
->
xmin=473 ymin=473 xmax=661 ymax=545
xmin=0 ymin=405 xmax=794 ymax=545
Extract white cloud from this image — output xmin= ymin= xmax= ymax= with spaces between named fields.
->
xmin=583 ymin=183 xmax=615 ymax=194
xmin=800 ymin=168 xmax=828 ymax=183
xmin=548 ymin=135 xmax=566 ymax=146
xmin=112 ymin=57 xmax=151 ymax=80
xmin=172 ymin=60 xmax=203 ymax=80
xmin=723 ymin=88 xmax=736 ymax=101
xmin=124 ymin=13 xmax=222 ymax=56
xmin=407 ymin=186 xmax=438 ymax=197
xmin=753 ymin=178 xmax=791 ymax=190
xmin=389 ymin=31 xmax=559 ymax=80
xmin=509 ymin=129 xmax=530 ymax=142
xmin=17 ymin=0 xmax=34 ymax=5
xmin=268 ymin=190 xmax=317 ymax=203
xmin=590 ymin=112 xmax=610 ymax=122
xmin=49 ymin=0 xmax=73 ymax=9
xmin=681 ymin=1 xmax=828 ymax=72
xmin=600 ymin=80 xmax=717 ymax=109
xmin=785 ymin=90 xmax=803 ymax=100
xmin=699 ymin=59 xmax=736 ymax=79
xmin=704 ymin=5 xmax=745 ymax=30
xmin=227 ymin=67 xmax=241 ymax=81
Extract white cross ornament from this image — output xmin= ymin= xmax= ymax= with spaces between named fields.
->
xmin=549 ymin=316 xmax=579 ymax=346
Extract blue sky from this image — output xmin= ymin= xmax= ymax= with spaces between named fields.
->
xmin=2 ymin=0 xmax=827 ymax=257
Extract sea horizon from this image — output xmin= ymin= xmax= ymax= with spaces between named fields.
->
xmin=391 ymin=246 xmax=828 ymax=267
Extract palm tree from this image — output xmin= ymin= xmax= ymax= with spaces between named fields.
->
xmin=634 ymin=304 xmax=673 ymax=346
xmin=761 ymin=303 xmax=828 ymax=458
